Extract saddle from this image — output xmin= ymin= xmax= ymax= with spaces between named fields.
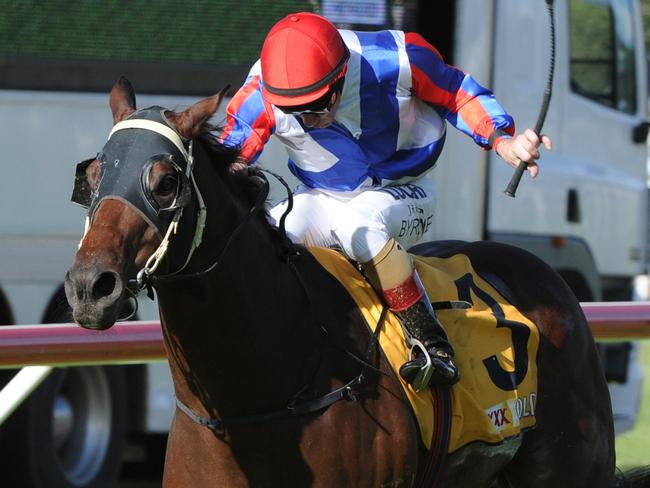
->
xmin=309 ymin=246 xmax=540 ymax=454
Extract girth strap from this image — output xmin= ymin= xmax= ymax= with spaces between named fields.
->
xmin=175 ymin=304 xmax=389 ymax=433
xmin=415 ymin=387 xmax=452 ymax=487
xmin=175 ymin=374 xmax=363 ymax=433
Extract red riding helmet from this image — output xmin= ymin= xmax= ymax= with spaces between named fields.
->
xmin=261 ymin=12 xmax=349 ymax=107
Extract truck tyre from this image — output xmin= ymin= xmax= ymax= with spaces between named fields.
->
xmin=0 ymin=366 xmax=127 ymax=488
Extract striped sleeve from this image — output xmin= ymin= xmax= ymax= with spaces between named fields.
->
xmin=404 ymin=32 xmax=514 ymax=149
xmin=220 ymin=72 xmax=276 ymax=163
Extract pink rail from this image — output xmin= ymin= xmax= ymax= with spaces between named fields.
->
xmin=0 ymin=321 xmax=165 ymax=368
xmin=582 ymin=301 xmax=650 ymax=339
xmin=0 ymin=303 xmax=649 ymax=368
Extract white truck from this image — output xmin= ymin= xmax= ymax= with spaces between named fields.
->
xmin=0 ymin=0 xmax=646 ymax=486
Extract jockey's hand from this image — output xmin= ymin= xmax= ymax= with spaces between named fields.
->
xmin=495 ymin=129 xmax=552 ymax=178
xmin=229 ymin=157 xmax=250 ymax=175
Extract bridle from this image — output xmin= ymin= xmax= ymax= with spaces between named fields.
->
xmin=135 ymin=165 xmax=273 ymax=291
xmin=72 ymin=108 xmax=271 ymax=298
xmin=72 ymin=109 xmax=209 ymax=286
xmin=71 ymin=109 xmax=388 ymax=431
xmin=117 ymin=120 xmax=208 ymax=289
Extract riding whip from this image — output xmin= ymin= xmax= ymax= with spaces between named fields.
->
xmin=504 ymin=0 xmax=555 ymax=197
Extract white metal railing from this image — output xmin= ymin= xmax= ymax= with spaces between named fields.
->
xmin=0 ymin=366 xmax=52 ymax=425
xmin=0 ymin=321 xmax=165 ymax=425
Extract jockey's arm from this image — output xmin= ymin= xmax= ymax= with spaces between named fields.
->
xmin=219 ymin=69 xmax=277 ymax=166
xmin=404 ymin=33 xmax=551 ymax=175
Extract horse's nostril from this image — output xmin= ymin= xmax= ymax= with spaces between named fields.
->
xmin=65 ymin=271 xmax=86 ymax=301
xmin=92 ymin=273 xmax=117 ymax=300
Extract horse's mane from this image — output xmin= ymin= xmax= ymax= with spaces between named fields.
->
xmin=196 ymin=127 xmax=287 ymax=248
xmin=196 ymin=126 xmax=241 ymax=170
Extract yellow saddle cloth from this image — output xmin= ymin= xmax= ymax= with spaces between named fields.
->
xmin=309 ymin=247 xmax=540 ymax=453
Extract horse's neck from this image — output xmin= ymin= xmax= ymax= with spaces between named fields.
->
xmin=156 ymin=216 xmax=316 ymax=418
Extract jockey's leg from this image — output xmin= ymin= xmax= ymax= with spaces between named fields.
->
xmin=362 ymin=239 xmax=459 ymax=389
xmin=331 ymin=177 xmax=459 ymax=389
xmin=268 ymin=186 xmax=342 ymax=248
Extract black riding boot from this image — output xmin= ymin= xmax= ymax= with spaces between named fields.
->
xmin=396 ymin=297 xmax=460 ymax=390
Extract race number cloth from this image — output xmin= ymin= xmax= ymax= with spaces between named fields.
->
xmin=309 ymin=247 xmax=540 ymax=452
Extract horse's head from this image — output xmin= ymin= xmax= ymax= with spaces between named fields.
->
xmin=65 ymin=76 xmax=228 ymax=329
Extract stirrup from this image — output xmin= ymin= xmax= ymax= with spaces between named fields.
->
xmin=407 ymin=338 xmax=433 ymax=392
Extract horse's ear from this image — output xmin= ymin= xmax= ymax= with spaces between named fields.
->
xmin=169 ymin=85 xmax=231 ymax=139
xmin=109 ymin=76 xmax=137 ymax=124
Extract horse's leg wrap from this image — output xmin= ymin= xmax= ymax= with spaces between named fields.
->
xmin=362 ymin=239 xmax=460 ymax=390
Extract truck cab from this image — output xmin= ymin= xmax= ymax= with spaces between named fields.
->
xmin=430 ymin=0 xmax=650 ymax=433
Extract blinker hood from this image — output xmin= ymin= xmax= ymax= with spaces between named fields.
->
xmin=72 ymin=107 xmax=193 ymax=237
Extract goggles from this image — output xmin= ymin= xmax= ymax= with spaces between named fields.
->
xmin=278 ymin=95 xmax=334 ymax=117
xmin=276 ymin=76 xmax=345 ymax=117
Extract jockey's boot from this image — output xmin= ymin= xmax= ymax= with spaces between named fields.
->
xmin=394 ymin=278 xmax=460 ymax=390
xmin=361 ymin=238 xmax=459 ymax=391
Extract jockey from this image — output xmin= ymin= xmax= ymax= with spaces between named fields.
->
xmin=220 ymin=12 xmax=551 ymax=390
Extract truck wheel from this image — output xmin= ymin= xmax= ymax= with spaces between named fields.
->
xmin=0 ymin=366 xmax=127 ymax=488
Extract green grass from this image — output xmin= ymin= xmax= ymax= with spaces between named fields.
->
xmin=615 ymin=340 xmax=650 ymax=469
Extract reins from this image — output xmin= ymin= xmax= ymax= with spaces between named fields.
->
xmin=128 ymin=166 xmax=269 ymax=295
xmin=106 ymin=125 xmax=389 ymax=431
xmin=163 ymin=166 xmax=389 ymax=432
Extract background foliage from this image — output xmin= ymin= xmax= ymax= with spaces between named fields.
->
xmin=0 ymin=0 xmax=313 ymax=64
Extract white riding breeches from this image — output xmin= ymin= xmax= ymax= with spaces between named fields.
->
xmin=268 ymin=174 xmax=437 ymax=263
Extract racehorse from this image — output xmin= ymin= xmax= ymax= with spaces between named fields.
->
xmin=65 ymin=77 xmax=649 ymax=487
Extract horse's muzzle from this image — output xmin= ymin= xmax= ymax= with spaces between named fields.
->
xmin=64 ymin=267 xmax=125 ymax=330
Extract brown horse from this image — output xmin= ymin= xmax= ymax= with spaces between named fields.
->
xmin=65 ymin=77 xmax=649 ymax=487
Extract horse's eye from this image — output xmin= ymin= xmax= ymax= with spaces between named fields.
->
xmin=157 ymin=174 xmax=178 ymax=197
xmin=147 ymin=161 xmax=181 ymax=209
